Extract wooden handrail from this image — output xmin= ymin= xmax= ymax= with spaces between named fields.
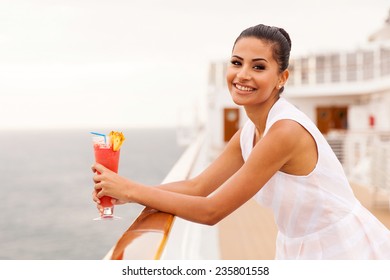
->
xmin=109 ymin=208 xmax=175 ymax=260
xmin=104 ymin=131 xmax=204 ymax=260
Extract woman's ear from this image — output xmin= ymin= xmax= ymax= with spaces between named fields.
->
xmin=279 ymin=69 xmax=289 ymax=86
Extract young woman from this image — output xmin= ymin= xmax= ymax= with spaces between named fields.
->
xmin=92 ymin=24 xmax=390 ymax=259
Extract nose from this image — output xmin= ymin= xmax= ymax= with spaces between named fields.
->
xmin=236 ymin=66 xmax=251 ymax=81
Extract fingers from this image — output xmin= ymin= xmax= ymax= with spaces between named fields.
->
xmin=96 ymin=202 xmax=103 ymax=214
xmin=92 ymin=170 xmax=109 ymax=199
xmin=91 ymin=163 xmax=111 ymax=184
xmin=111 ymin=198 xmax=118 ymax=205
xmin=94 ymin=183 xmax=105 ymax=198
xmin=92 ymin=189 xmax=101 ymax=204
xmin=92 ymin=173 xmax=103 ymax=184
xmin=92 ymin=163 xmax=108 ymax=174
xmin=91 ymin=163 xmax=119 ymax=209
xmin=91 ymin=164 xmax=106 ymax=213
xmin=92 ymin=189 xmax=103 ymax=215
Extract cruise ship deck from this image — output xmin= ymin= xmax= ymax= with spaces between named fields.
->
xmin=218 ymin=183 xmax=390 ymax=259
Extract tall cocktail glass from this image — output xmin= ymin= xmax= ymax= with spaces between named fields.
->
xmin=92 ymin=135 xmax=121 ymax=220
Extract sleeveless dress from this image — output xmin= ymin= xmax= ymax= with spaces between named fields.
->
xmin=240 ymin=97 xmax=390 ymax=259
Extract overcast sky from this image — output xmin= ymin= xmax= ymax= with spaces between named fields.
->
xmin=0 ymin=0 xmax=389 ymax=130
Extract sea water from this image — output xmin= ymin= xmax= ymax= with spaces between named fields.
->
xmin=0 ymin=128 xmax=185 ymax=259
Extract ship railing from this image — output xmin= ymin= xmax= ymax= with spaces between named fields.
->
xmin=340 ymin=130 xmax=390 ymax=208
xmin=287 ymin=43 xmax=390 ymax=87
xmin=102 ymin=130 xmax=205 ymax=260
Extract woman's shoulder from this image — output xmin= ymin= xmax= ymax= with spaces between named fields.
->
xmin=268 ymin=98 xmax=305 ymax=120
xmin=265 ymin=119 xmax=309 ymax=145
xmin=266 ymin=98 xmax=316 ymax=133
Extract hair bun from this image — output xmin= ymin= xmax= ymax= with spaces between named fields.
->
xmin=278 ymin=28 xmax=292 ymax=50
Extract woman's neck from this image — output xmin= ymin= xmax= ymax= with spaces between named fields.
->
xmin=244 ymin=95 xmax=280 ymax=135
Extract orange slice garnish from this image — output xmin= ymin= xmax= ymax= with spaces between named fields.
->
xmin=109 ymin=131 xmax=125 ymax=151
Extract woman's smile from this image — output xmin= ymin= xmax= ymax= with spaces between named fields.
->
xmin=233 ymin=83 xmax=257 ymax=94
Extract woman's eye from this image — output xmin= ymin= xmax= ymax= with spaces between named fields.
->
xmin=254 ymin=65 xmax=266 ymax=70
xmin=230 ymin=60 xmax=241 ymax=66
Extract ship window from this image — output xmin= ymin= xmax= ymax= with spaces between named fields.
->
xmin=301 ymin=58 xmax=309 ymax=84
xmin=330 ymin=54 xmax=340 ymax=82
xmin=362 ymin=51 xmax=374 ymax=80
xmin=346 ymin=53 xmax=357 ymax=81
xmin=316 ymin=56 xmax=326 ymax=84
xmin=288 ymin=63 xmax=295 ymax=86
xmin=380 ymin=47 xmax=390 ymax=76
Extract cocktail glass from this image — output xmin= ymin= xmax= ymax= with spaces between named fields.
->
xmin=92 ymin=135 xmax=121 ymax=220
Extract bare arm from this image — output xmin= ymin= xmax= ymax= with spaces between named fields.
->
xmin=93 ymin=120 xmax=315 ymax=225
xmin=92 ymin=129 xmax=243 ymax=204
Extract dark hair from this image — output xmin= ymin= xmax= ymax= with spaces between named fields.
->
xmin=233 ymin=24 xmax=291 ymax=93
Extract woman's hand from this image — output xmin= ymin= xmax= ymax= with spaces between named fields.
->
xmin=91 ymin=163 xmax=133 ymax=206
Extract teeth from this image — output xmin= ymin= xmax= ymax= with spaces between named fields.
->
xmin=235 ymin=84 xmax=254 ymax=91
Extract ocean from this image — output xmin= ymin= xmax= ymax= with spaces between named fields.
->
xmin=0 ymin=128 xmax=186 ymax=260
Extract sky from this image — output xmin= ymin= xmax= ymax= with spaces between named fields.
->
xmin=0 ymin=0 xmax=389 ymax=130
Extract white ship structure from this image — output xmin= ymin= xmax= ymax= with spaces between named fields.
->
xmin=104 ymin=12 xmax=390 ymax=260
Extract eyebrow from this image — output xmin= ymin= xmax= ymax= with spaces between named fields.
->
xmin=232 ymin=55 xmax=268 ymax=63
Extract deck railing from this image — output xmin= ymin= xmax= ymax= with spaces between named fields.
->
xmin=286 ymin=43 xmax=390 ymax=88
xmin=103 ymin=131 xmax=204 ymax=260
xmin=327 ymin=130 xmax=390 ymax=207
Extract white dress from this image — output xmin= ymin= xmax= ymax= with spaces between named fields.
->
xmin=240 ymin=97 xmax=390 ymax=259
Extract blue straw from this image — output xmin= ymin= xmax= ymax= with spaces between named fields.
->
xmin=90 ymin=132 xmax=107 ymax=144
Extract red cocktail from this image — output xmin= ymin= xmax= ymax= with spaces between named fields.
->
xmin=92 ymin=132 xmax=124 ymax=220
xmin=94 ymin=144 xmax=120 ymax=207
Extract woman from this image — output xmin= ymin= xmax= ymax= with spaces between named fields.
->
xmin=92 ymin=24 xmax=390 ymax=259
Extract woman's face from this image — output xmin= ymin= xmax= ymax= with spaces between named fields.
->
xmin=227 ymin=37 xmax=284 ymax=107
